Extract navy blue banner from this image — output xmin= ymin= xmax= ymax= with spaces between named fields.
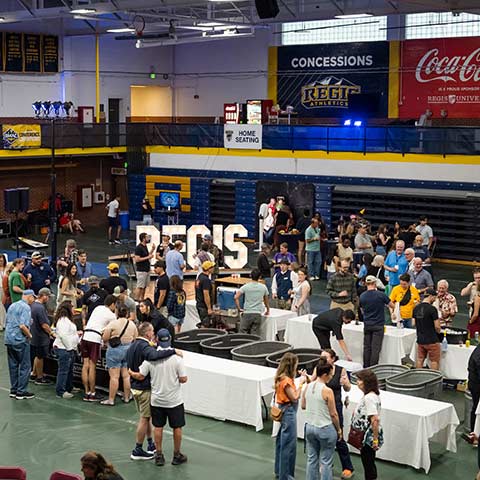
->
xmin=277 ymin=41 xmax=389 ymax=118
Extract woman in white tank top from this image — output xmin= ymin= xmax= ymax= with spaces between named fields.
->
xmin=301 ymin=358 xmax=342 ymax=480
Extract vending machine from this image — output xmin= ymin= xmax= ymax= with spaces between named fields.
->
xmin=246 ymin=99 xmax=273 ymax=124
xmin=223 ymin=103 xmax=246 ymax=124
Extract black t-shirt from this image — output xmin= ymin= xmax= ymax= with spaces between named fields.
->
xmin=276 ymin=209 xmax=289 ymax=226
xmin=30 ymin=301 xmax=50 ymax=346
xmin=100 ymin=276 xmax=128 ymax=295
xmin=468 ymin=345 xmax=480 ymax=386
xmin=296 ymin=217 xmax=311 ymax=236
xmin=413 ymin=302 xmax=440 ymax=345
xmin=195 ymin=273 xmax=212 ymax=309
xmin=154 ymin=273 xmax=170 ymax=308
xmin=135 ymin=243 xmax=151 ymax=272
xmin=82 ymin=287 xmax=108 ymax=319
xmin=399 ymin=231 xmax=416 ymax=248
xmin=359 ymin=290 xmax=390 ymax=327
xmin=257 ymin=253 xmax=272 ymax=279
xmin=156 ymin=242 xmax=174 ymax=258
xmin=312 ymin=308 xmax=344 ymax=340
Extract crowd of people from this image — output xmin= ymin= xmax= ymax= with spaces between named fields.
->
xmin=2 ymin=204 xmax=480 ymax=480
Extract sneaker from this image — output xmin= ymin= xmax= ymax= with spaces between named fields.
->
xmin=100 ymin=399 xmax=115 ymax=406
xmin=16 ymin=392 xmax=35 ymax=400
xmin=72 ymin=387 xmax=82 ymax=393
xmin=154 ymin=452 xmax=165 ymax=466
xmin=342 ymin=469 xmax=354 ymax=479
xmin=130 ymin=447 xmax=154 ymax=461
xmin=89 ymin=393 xmax=104 ymax=402
xmin=146 ymin=441 xmax=156 ymax=454
xmin=61 ymin=392 xmax=74 ymax=399
xmin=29 ymin=375 xmax=36 ymax=382
xmin=315 ymin=276 xmax=320 ymax=281
xmin=9 ymin=391 xmax=16 ymax=398
xmin=114 ymin=239 xmax=122 ymax=245
xmin=171 ymin=452 xmax=187 ymax=465
xmin=309 ymin=276 xmax=316 ymax=281
xmin=83 ymin=393 xmax=91 ymax=402
xmin=109 ymin=240 xmax=114 ymax=245
xmin=35 ymin=377 xmax=52 ymax=385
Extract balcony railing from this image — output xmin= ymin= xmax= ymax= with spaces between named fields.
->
xmin=3 ymin=122 xmax=480 ymax=156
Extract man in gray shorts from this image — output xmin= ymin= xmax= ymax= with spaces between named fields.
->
xmin=234 ymin=268 xmax=270 ymax=336
xmin=134 ymin=232 xmax=156 ymax=301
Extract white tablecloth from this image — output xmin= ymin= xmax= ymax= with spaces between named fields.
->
xmin=410 ymin=342 xmax=474 ymax=380
xmin=184 ymin=300 xmax=294 ymax=340
xmin=285 ymin=315 xmax=417 ymax=365
xmin=273 ymin=385 xmax=458 ymax=473
xmin=182 ymin=351 xmax=275 ymax=431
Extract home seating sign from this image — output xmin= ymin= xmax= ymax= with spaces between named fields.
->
xmin=224 ymin=124 xmax=263 ymax=150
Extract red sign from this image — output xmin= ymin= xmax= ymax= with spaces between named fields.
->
xmin=399 ymin=37 xmax=480 ymax=118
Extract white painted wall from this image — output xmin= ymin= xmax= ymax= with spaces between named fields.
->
xmin=173 ymin=29 xmax=272 ymax=117
xmin=150 ymin=151 xmax=480 ymax=184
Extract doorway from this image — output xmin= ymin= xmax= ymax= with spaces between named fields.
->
xmin=108 ymin=98 xmax=122 ymax=146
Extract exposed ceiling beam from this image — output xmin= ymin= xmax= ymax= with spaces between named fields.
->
xmin=16 ymin=0 xmax=34 ymax=17
xmin=279 ymin=0 xmax=297 ymax=17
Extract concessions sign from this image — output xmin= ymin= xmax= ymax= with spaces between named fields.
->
xmin=224 ymin=124 xmax=262 ymax=149
xmin=399 ymin=37 xmax=480 ymax=118
xmin=2 ymin=124 xmax=41 ymax=149
xmin=276 ymin=42 xmax=389 ymax=117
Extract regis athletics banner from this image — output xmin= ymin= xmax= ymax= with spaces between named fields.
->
xmin=399 ymin=37 xmax=480 ymax=118
xmin=276 ymin=41 xmax=389 ymax=117
xmin=2 ymin=124 xmax=41 ymax=149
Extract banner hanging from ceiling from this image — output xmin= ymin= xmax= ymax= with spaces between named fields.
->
xmin=399 ymin=37 xmax=480 ymax=119
xmin=276 ymin=41 xmax=389 ymax=118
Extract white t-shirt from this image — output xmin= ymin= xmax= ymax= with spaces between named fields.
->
xmin=82 ymin=305 xmax=116 ymax=343
xmin=107 ymin=199 xmax=119 ymax=218
xmin=53 ymin=317 xmax=80 ymax=351
xmin=416 ymin=224 xmax=433 ymax=246
xmin=139 ymin=351 xmax=187 ymax=408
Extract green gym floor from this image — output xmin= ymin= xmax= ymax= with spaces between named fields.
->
xmin=0 ymin=229 xmax=478 ymax=479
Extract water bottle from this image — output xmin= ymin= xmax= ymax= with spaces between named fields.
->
xmin=441 ymin=331 xmax=448 ymax=352
xmin=466 ymin=332 xmax=471 ymax=349
xmin=475 ymin=332 xmax=479 ymax=345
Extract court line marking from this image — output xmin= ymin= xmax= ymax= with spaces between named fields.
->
xmin=0 ymin=386 xmax=306 ymax=471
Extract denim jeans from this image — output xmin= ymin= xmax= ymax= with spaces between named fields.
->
xmin=307 ymin=250 xmax=322 ymax=278
xmin=305 ymin=423 xmax=337 ymax=480
xmin=274 ymin=403 xmax=298 ymax=480
xmin=56 ymin=348 xmax=75 ymax=396
xmin=6 ymin=342 xmax=31 ymax=395
xmin=336 ymin=402 xmax=354 ymax=472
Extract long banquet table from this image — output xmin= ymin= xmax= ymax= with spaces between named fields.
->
xmin=181 ymin=351 xmax=275 ymax=431
xmin=285 ymin=314 xmax=417 ymax=365
xmin=273 ymin=385 xmax=459 ymax=473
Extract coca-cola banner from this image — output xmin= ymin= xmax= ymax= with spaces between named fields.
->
xmin=276 ymin=42 xmax=389 ymax=117
xmin=399 ymin=37 xmax=480 ymax=118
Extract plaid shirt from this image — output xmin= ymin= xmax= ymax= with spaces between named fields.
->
xmin=326 ymin=272 xmax=357 ymax=303
xmin=435 ymin=292 xmax=458 ymax=326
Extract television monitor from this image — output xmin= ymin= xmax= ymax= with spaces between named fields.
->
xmin=159 ymin=192 xmax=180 ymax=210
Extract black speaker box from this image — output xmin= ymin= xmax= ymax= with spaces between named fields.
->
xmin=4 ymin=188 xmax=30 ymax=213
xmin=255 ymin=0 xmax=279 ymax=19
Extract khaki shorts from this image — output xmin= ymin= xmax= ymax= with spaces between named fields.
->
xmin=417 ymin=343 xmax=441 ymax=364
xmin=136 ymin=271 xmax=150 ymax=289
xmin=132 ymin=389 xmax=151 ymax=418
xmin=330 ymin=300 xmax=354 ymax=312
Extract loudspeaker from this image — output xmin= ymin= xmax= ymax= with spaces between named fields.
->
xmin=255 ymin=0 xmax=279 ymax=19
xmin=4 ymin=188 xmax=29 ymax=213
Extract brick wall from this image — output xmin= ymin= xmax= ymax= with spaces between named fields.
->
xmin=0 ymin=155 xmax=124 ymax=227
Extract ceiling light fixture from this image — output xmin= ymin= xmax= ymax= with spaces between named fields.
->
xmin=0 ymin=17 xmax=6 ymax=22
xmin=70 ymin=8 xmax=97 ymax=14
xmin=107 ymin=27 xmax=136 ymax=33
xmin=334 ymin=13 xmax=373 ymax=19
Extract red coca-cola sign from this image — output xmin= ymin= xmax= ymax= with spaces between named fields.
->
xmin=399 ymin=37 xmax=480 ymax=118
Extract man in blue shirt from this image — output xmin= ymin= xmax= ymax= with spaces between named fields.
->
xmin=166 ymin=241 xmax=186 ymax=279
xmin=305 ymin=217 xmax=321 ymax=280
xmin=22 ymin=252 xmax=56 ymax=294
xmin=384 ymin=240 xmax=409 ymax=289
xmin=5 ymin=290 xmax=36 ymax=399
xmin=359 ymin=276 xmax=395 ymax=367
xmin=76 ymin=249 xmax=94 ymax=293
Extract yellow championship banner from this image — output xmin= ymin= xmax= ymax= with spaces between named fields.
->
xmin=2 ymin=124 xmax=41 ymax=148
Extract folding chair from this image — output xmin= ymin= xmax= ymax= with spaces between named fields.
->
xmin=49 ymin=471 xmax=82 ymax=480
xmin=0 ymin=467 xmax=27 ymax=480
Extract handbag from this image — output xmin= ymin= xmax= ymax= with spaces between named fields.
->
xmin=270 ymin=392 xmax=284 ymax=422
xmin=108 ymin=320 xmax=129 ymax=348
xmin=347 ymin=425 xmax=365 ymax=450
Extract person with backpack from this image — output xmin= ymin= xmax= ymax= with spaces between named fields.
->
xmin=166 ymin=275 xmax=186 ymax=334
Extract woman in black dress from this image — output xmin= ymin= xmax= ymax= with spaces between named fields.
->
xmin=321 ymin=349 xmax=355 ymax=479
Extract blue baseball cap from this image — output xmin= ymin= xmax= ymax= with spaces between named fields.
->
xmin=157 ymin=328 xmax=172 ymax=348
xmin=23 ymin=289 xmax=36 ymax=297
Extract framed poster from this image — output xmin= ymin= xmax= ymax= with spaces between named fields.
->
xmin=5 ymin=32 xmax=23 ymax=72
xmin=42 ymin=35 xmax=59 ymax=73
xmin=24 ymin=34 xmax=41 ymax=72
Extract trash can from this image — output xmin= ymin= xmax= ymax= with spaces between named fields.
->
xmin=231 ymin=341 xmax=292 ymax=366
xmin=351 ymin=364 xmax=409 ymax=390
xmin=386 ymin=369 xmax=443 ymax=399
xmin=200 ymin=334 xmax=261 ymax=359
xmin=119 ymin=211 xmax=130 ymax=231
xmin=266 ymin=348 xmax=322 ymax=374
xmin=173 ymin=329 xmax=227 ymax=353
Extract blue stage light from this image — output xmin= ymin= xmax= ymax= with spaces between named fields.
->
xmin=354 ymin=120 xmax=363 ymax=127
xmin=344 ymin=119 xmax=351 ymax=126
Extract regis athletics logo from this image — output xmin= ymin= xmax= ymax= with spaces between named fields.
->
xmin=301 ymin=76 xmax=361 ymax=109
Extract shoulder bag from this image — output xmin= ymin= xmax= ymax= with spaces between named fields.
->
xmin=108 ymin=320 xmax=129 ymax=348
xmin=270 ymin=392 xmax=285 ymax=422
